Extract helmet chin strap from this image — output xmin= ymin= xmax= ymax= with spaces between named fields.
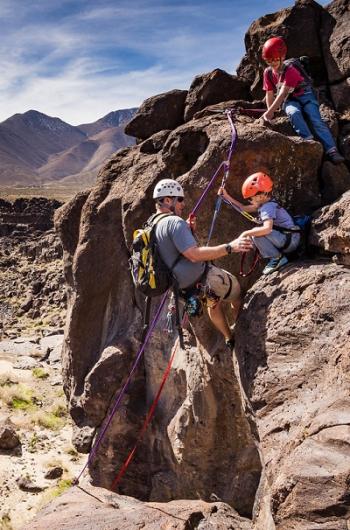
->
xmin=169 ymin=197 xmax=178 ymax=213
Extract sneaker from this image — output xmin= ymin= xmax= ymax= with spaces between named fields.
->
xmin=262 ymin=255 xmax=288 ymax=275
xmin=225 ymin=337 xmax=235 ymax=350
xmin=327 ymin=149 xmax=345 ymax=165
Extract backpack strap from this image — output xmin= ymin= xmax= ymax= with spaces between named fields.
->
xmin=146 ymin=212 xmax=172 ymax=228
xmin=267 ymin=66 xmax=275 ymax=90
xmin=282 ymin=59 xmax=313 ymax=94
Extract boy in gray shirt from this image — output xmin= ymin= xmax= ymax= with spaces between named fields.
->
xmin=220 ymin=172 xmax=300 ymax=275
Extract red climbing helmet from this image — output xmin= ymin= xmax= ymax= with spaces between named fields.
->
xmin=242 ymin=172 xmax=273 ymax=199
xmin=262 ymin=37 xmax=287 ymax=61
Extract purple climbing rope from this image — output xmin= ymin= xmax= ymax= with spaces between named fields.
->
xmin=74 ymin=290 xmax=169 ymax=484
xmin=191 ymin=109 xmax=237 ymax=218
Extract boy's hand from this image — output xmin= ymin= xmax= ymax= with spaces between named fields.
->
xmin=262 ymin=109 xmax=274 ymax=122
xmin=218 ymin=187 xmax=229 ymax=200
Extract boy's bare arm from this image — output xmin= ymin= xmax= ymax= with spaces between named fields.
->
xmin=266 ymin=91 xmax=274 ymax=109
xmin=263 ymin=85 xmax=291 ymax=121
xmin=218 ymin=187 xmax=257 ymax=212
xmin=241 ymin=219 xmax=273 ymax=238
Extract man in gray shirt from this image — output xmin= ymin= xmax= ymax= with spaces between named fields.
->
xmin=152 ymin=178 xmax=253 ymax=349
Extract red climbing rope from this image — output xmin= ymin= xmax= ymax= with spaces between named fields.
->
xmin=111 ymin=332 xmax=182 ymax=490
xmin=239 ymin=248 xmax=260 ymax=277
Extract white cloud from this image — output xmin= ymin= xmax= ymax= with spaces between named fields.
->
xmin=0 ymin=1 xmax=244 ymax=124
xmin=0 ymin=0 xmax=330 ymax=124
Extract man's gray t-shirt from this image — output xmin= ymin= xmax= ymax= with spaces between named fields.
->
xmin=154 ymin=215 xmax=205 ymax=289
xmin=258 ymin=201 xmax=296 ymax=229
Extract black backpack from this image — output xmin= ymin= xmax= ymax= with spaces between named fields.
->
xmin=267 ymin=56 xmax=313 ymax=95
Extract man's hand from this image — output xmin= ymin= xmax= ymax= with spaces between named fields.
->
xmin=186 ymin=214 xmax=197 ymax=232
xmin=229 ymin=234 xmax=253 ymax=253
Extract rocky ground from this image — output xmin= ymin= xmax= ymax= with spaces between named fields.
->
xmin=0 ymin=198 xmax=66 ymax=339
xmin=0 ymin=197 xmax=86 ymax=530
xmin=0 ymin=336 xmax=86 ymax=530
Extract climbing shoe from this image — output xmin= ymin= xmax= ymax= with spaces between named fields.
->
xmin=262 ymin=255 xmax=288 ymax=275
xmin=327 ymin=149 xmax=345 ymax=165
xmin=225 ymin=337 xmax=235 ymax=350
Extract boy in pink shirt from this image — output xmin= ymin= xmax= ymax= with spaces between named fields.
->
xmin=261 ymin=37 xmax=344 ymax=165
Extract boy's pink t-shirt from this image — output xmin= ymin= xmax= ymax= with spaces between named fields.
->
xmin=263 ymin=65 xmax=305 ymax=97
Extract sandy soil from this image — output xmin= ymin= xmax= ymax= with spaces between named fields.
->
xmin=0 ymin=186 xmax=84 ymax=203
xmin=0 ymin=336 xmax=87 ymax=530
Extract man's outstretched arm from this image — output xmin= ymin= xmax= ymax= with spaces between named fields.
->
xmin=183 ymin=235 xmax=253 ymax=263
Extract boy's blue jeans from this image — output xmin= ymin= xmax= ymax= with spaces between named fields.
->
xmin=283 ymin=91 xmax=336 ymax=153
xmin=252 ymin=230 xmax=300 ymax=258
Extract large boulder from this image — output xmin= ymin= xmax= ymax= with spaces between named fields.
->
xmin=319 ymin=161 xmax=350 ymax=204
xmin=235 ymin=262 xmax=350 ymax=529
xmin=0 ymin=422 xmax=21 ymax=450
xmin=321 ymin=0 xmax=350 ymax=111
xmin=54 ymin=105 xmax=327 ymax=514
xmin=124 ymin=89 xmax=187 ymax=140
xmin=26 ymin=483 xmax=252 ymax=529
xmin=184 ymin=69 xmax=250 ymax=121
xmin=309 ymin=190 xmax=350 ymax=264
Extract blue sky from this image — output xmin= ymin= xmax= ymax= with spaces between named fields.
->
xmin=0 ymin=0 xmax=328 ymax=125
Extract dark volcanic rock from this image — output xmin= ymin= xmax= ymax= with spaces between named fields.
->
xmin=184 ymin=69 xmax=250 ymax=121
xmin=309 ymin=190 xmax=350 ymax=264
xmin=320 ymin=161 xmax=350 ymax=204
xmin=235 ymin=262 xmax=350 ymax=529
xmin=54 ymin=105 xmax=329 ymax=516
xmin=321 ymin=0 xmax=350 ymax=82
xmin=26 ymin=483 xmax=252 ymax=530
xmin=321 ymin=0 xmax=350 ymax=111
xmin=124 ymin=89 xmax=187 ymax=140
xmin=0 ymin=198 xmax=66 ymax=338
xmin=16 ymin=476 xmax=46 ymax=493
xmin=72 ymin=425 xmax=95 ymax=453
xmin=0 ymin=423 xmax=21 ymax=450
xmin=0 ymin=197 xmax=61 ymax=236
xmin=44 ymin=467 xmax=63 ymax=480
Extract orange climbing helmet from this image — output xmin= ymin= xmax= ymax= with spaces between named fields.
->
xmin=262 ymin=37 xmax=287 ymax=61
xmin=242 ymin=172 xmax=273 ymax=199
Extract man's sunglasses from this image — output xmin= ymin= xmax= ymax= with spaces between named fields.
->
xmin=174 ymin=196 xmax=184 ymax=202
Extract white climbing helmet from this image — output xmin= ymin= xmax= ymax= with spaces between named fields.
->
xmin=153 ymin=179 xmax=184 ymax=199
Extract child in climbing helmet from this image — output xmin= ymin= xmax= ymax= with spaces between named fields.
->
xmin=261 ymin=36 xmax=344 ymax=165
xmin=219 ymin=172 xmax=300 ymax=275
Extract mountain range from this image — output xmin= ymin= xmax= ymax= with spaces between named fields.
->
xmin=0 ymin=108 xmax=136 ymax=187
